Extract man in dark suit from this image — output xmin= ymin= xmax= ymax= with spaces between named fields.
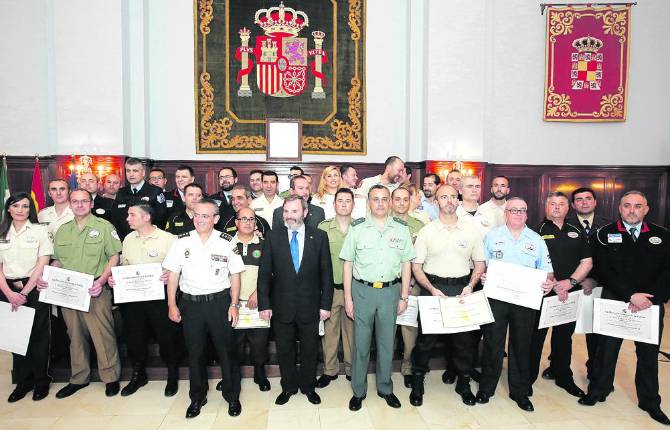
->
xmin=165 ymin=165 xmax=196 ymax=215
xmin=258 ymin=195 xmax=334 ymax=406
xmin=272 ymin=175 xmax=325 ymax=230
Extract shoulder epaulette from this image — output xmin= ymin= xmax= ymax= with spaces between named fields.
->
xmin=393 ymin=216 xmax=408 ymax=226
xmin=178 ymin=232 xmax=190 ymax=239
xmin=220 ymin=232 xmax=233 ymax=241
xmin=351 ymin=217 xmax=366 ymax=227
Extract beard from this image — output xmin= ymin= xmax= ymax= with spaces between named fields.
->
xmin=221 ymin=183 xmax=234 ymax=192
xmin=491 ymin=192 xmax=506 ymax=201
xmin=284 ymin=219 xmax=304 ymax=231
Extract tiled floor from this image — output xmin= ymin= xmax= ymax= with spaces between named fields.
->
xmin=0 ymin=306 xmax=668 ymax=430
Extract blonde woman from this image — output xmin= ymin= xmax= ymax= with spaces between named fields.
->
xmin=312 ymin=166 xmax=342 ymax=219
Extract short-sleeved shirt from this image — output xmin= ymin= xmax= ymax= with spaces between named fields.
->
xmin=37 ymin=205 xmax=74 ymax=241
xmin=250 ymin=194 xmax=284 ymax=227
xmin=339 ymin=216 xmax=415 ymax=282
xmin=0 ymin=221 xmax=53 ymax=279
xmin=231 ymin=234 xmax=263 ymax=300
xmin=357 ymin=174 xmax=400 ymax=198
xmin=121 ymin=226 xmax=176 ymax=266
xmin=165 ymin=210 xmax=194 ymax=235
xmin=534 ymin=219 xmax=591 ymax=282
xmin=414 ymin=218 xmax=485 ymax=278
xmin=405 ymin=215 xmax=425 ymax=243
xmin=53 ymin=215 xmax=122 ymax=277
xmin=479 ymin=200 xmax=506 ymax=228
xmin=456 ymin=204 xmax=496 ymax=239
xmin=484 ymin=225 xmax=553 ymax=272
xmin=162 ymin=230 xmax=245 ymax=295
xmin=318 ymin=218 xmax=350 ymax=285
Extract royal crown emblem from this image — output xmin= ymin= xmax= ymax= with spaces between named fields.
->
xmin=235 ymin=2 xmax=328 ymax=98
xmin=570 ymin=36 xmax=603 ymax=90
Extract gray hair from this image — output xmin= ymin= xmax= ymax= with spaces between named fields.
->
xmin=283 ymin=194 xmax=308 ymax=210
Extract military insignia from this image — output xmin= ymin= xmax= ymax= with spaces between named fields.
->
xmin=175 ymin=222 xmax=184 ymax=227
xmin=111 ymin=230 xmax=120 ymax=240
xmin=185 ymin=249 xmax=190 ymax=258
xmin=88 ymin=230 xmax=100 ymax=238
xmin=220 ymin=232 xmax=234 ymax=241
xmin=524 ymin=242 xmax=536 ymax=252
xmin=157 ymin=193 xmax=165 ymax=204
xmin=649 ymin=236 xmax=662 ymax=245
xmin=211 ymin=254 xmax=228 ymax=263
xmin=541 ymin=235 xmax=555 ymax=240
xmin=232 ymin=246 xmax=241 ymax=255
xmin=571 ymin=36 xmax=603 ymax=91
xmin=252 ymin=249 xmax=262 ymax=259
xmin=117 ymin=204 xmax=126 ymax=208
xmin=166 ymin=200 xmax=174 ymax=208
xmin=141 ymin=196 xmax=150 ymax=202
xmin=493 ymin=250 xmax=504 ymax=259
xmin=178 ymin=232 xmax=190 ymax=239
xmin=392 ymin=217 xmax=407 ymax=226
xmin=148 ymin=250 xmax=159 ymax=257
xmin=226 ymin=227 xmax=237 ymax=232
xmin=351 ymin=217 xmax=365 ymax=227
xmin=607 ymin=233 xmax=622 ymax=244
xmin=567 ymin=231 xmax=579 ymax=239
xmin=95 ymin=208 xmax=106 ymax=215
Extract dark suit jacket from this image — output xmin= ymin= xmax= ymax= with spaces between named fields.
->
xmin=93 ymin=195 xmax=114 ymax=222
xmin=566 ymin=213 xmax=611 ymax=242
xmin=257 ymin=225 xmax=334 ymax=323
xmin=271 ymin=204 xmax=325 ymax=230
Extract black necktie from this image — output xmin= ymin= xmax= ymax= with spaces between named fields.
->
xmin=629 ymin=227 xmax=637 ymax=242
xmin=132 ymin=188 xmax=137 ymax=195
xmin=583 ymin=219 xmax=590 ymax=234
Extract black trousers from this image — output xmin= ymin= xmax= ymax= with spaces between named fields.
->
xmin=480 ymin=299 xmax=536 ymax=397
xmin=412 ymin=281 xmax=473 ymax=377
xmin=588 ymin=302 xmax=665 ymax=409
xmin=235 ymin=328 xmax=269 ymax=367
xmin=529 ymin=316 xmax=576 ymax=386
xmin=121 ymin=299 xmax=180 ymax=368
xmin=585 ymin=333 xmax=599 ymax=379
xmin=0 ymin=287 xmax=51 ymax=389
xmin=274 ymin=319 xmax=319 ymax=393
xmin=180 ymin=292 xmax=240 ymax=401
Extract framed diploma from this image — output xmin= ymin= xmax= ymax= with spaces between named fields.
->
xmin=111 ymin=263 xmax=165 ymax=304
xmin=537 ymin=290 xmax=582 ymax=329
xmin=483 ymin=260 xmax=547 ymax=310
xmin=266 ymin=118 xmax=302 ymax=161
xmin=593 ymin=298 xmax=660 ymax=345
xmin=39 ymin=266 xmax=93 ymax=312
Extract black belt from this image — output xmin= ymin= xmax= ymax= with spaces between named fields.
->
xmin=5 ymin=277 xmax=30 ymax=290
xmin=426 ymin=274 xmax=470 ymax=286
xmin=354 ymin=278 xmax=400 ymax=289
xmin=333 ymin=283 xmax=344 ymax=290
xmin=181 ymin=289 xmax=229 ymax=303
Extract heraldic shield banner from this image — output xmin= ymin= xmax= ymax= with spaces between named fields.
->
xmin=194 ymin=0 xmax=366 ymax=154
xmin=543 ymin=6 xmax=631 ymax=122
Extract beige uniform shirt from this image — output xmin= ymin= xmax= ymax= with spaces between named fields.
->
xmin=38 ymin=205 xmax=74 ymax=241
xmin=0 ymin=221 xmax=53 ymax=279
xmin=456 ymin=204 xmax=496 ymax=239
xmin=162 ymin=230 xmax=245 ymax=295
xmin=121 ymin=226 xmax=176 ymax=266
xmin=231 ymin=234 xmax=261 ymax=300
xmin=413 ymin=218 xmax=485 ymax=278
xmin=357 ymin=174 xmax=399 ymax=199
xmin=250 ymin=194 xmax=284 ymax=227
xmin=479 ymin=199 xmax=506 ymax=228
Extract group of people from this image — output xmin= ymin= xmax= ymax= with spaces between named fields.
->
xmin=0 ymin=155 xmax=667 ymax=425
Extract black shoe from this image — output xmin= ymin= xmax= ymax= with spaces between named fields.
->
xmin=556 ymin=381 xmax=585 ymax=398
xmin=105 ymin=381 xmax=120 ymax=397
xmin=403 ymin=375 xmax=412 ymax=389
xmin=216 ymin=379 xmax=223 ymax=391
xmin=32 ymin=386 xmax=49 ymax=401
xmin=455 ymin=377 xmax=475 ymax=406
xmin=441 ymin=369 xmax=456 ymax=385
xmin=186 ymin=398 xmax=207 ymax=418
xmin=475 ymin=391 xmax=491 ymax=404
xmin=253 ymin=366 xmax=270 ymax=392
xmin=121 ymin=372 xmax=148 ymax=397
xmin=55 ymin=383 xmax=89 ymax=399
xmin=165 ymin=366 xmax=178 ymax=397
xmin=640 ymin=406 xmax=670 ymax=426
xmin=349 ymin=395 xmax=365 ymax=411
xmin=510 ymin=395 xmax=534 ymax=412
xmin=8 ymin=385 xmax=33 ymax=403
xmin=541 ymin=367 xmax=555 ymax=380
xmin=315 ymin=374 xmax=338 ymax=389
xmin=578 ymin=393 xmax=607 ymax=406
xmin=227 ymin=400 xmax=242 ymax=417
xmin=305 ymin=391 xmax=321 ymax=405
xmin=409 ymin=375 xmax=424 ymax=407
xmin=378 ymin=392 xmax=401 ymax=408
xmin=275 ymin=390 xmax=297 ymax=405
xmin=346 ymin=375 xmax=351 ymax=381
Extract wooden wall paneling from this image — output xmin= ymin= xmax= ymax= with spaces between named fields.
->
xmin=611 ymin=170 xmax=668 ymax=225
xmin=487 ymin=165 xmax=544 ymax=225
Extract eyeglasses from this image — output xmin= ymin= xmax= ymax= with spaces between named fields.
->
xmin=149 ymin=176 xmax=164 ymax=181
xmin=506 ymin=208 xmax=527 ymax=215
xmin=236 ymin=217 xmax=255 ymax=223
xmin=219 ymin=175 xmax=234 ymax=180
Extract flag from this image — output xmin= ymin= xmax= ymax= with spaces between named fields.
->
xmin=68 ymin=155 xmax=78 ymax=191
xmin=0 ymin=156 xmax=9 ymax=220
xmin=30 ymin=158 xmax=45 ymax=212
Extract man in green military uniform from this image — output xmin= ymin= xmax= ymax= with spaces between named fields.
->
xmin=38 ymin=189 xmax=123 ymax=399
xmin=390 ymin=185 xmax=425 ymax=387
xmin=340 ymin=185 xmax=415 ymax=411
xmin=315 ymin=188 xmax=356 ymax=388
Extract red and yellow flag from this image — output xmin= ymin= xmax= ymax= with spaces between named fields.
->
xmin=30 ymin=158 xmax=45 ymax=211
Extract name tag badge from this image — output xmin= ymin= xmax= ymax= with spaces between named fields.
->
xmin=175 ymin=222 xmax=184 ymax=227
xmin=117 ymin=204 xmax=126 ymax=208
xmin=211 ymin=254 xmax=228 ymax=263
xmin=95 ymin=208 xmax=106 ymax=215
xmin=607 ymin=233 xmax=623 ymax=243
xmin=88 ymin=230 xmax=100 ymax=238
xmin=567 ymin=231 xmax=579 ymax=239
xmin=649 ymin=236 xmax=662 ymax=245
xmin=166 ymin=200 xmax=174 ymax=208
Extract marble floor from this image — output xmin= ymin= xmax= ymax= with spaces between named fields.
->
xmin=0 ymin=307 xmax=668 ymax=430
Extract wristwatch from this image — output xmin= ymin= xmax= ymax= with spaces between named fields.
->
xmin=569 ymin=277 xmax=578 ymax=287
xmin=230 ymin=302 xmax=241 ymax=309
xmin=400 ymin=296 xmax=409 ymax=302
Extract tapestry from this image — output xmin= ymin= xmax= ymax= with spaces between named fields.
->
xmin=543 ymin=5 xmax=631 ymax=122
xmin=194 ymin=0 xmax=366 ymax=154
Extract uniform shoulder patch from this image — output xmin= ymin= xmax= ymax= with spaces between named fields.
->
xmin=178 ymin=232 xmax=190 ymax=239
xmin=393 ymin=217 xmax=408 ymax=226
xmin=351 ymin=217 xmax=366 ymax=227
xmin=220 ymin=232 xmax=233 ymax=241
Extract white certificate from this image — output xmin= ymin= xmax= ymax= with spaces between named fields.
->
xmin=396 ymin=295 xmax=419 ymax=327
xmin=537 ymin=290 xmax=582 ymax=329
xmin=575 ymin=287 xmax=602 ymax=334
xmin=418 ymin=296 xmax=480 ymax=334
xmin=593 ymin=298 xmax=660 ymax=345
xmin=235 ymin=301 xmax=271 ymax=329
xmin=439 ymin=291 xmax=494 ymax=328
xmin=483 ymin=260 xmax=547 ymax=310
xmin=111 ymin=263 xmax=165 ymax=303
xmin=39 ymin=266 xmax=92 ymax=312
xmin=0 ymin=302 xmax=35 ymax=356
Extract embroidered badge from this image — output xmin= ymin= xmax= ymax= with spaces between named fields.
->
xmin=649 ymin=236 xmax=662 ymax=245
xmin=148 ymin=250 xmax=159 ymax=257
xmin=252 ymin=249 xmax=262 ymax=259
xmin=185 ymin=249 xmax=190 ymax=258
xmin=111 ymin=230 xmax=120 ymax=240
xmin=141 ymin=196 xmax=150 ymax=202
xmin=567 ymin=231 xmax=579 ymax=239
xmin=95 ymin=208 xmax=106 ymax=215
xmin=88 ymin=230 xmax=100 ymax=238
